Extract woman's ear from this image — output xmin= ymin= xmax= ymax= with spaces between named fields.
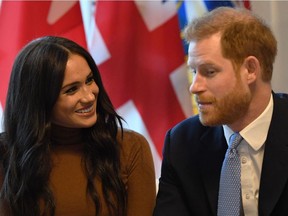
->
xmin=244 ymin=56 xmax=260 ymax=84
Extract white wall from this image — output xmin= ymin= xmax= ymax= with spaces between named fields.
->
xmin=251 ymin=1 xmax=288 ymax=94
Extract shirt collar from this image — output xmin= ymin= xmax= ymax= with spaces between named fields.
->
xmin=223 ymin=94 xmax=273 ymax=151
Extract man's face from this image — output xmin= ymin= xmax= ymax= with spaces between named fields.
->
xmin=187 ymin=33 xmax=251 ymax=126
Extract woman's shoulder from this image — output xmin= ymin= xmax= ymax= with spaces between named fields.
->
xmin=119 ymin=128 xmax=147 ymax=141
xmin=117 ymin=128 xmax=155 ymax=181
xmin=117 ymin=128 xmax=152 ymax=161
xmin=117 ymin=128 xmax=149 ymax=150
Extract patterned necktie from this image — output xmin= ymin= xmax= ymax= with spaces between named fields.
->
xmin=217 ymin=133 xmax=243 ymax=216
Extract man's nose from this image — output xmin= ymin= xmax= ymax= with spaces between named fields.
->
xmin=189 ymin=73 xmax=205 ymax=94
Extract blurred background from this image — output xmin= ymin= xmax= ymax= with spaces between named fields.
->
xmin=0 ymin=1 xmax=287 ymax=178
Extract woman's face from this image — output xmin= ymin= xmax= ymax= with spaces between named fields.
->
xmin=51 ymin=54 xmax=99 ymax=128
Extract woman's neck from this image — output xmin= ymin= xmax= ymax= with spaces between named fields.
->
xmin=51 ymin=124 xmax=83 ymax=146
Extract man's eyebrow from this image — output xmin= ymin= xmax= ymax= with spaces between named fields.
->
xmin=188 ymin=60 xmax=216 ymax=68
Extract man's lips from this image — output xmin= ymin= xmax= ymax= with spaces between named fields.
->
xmin=196 ymin=100 xmax=213 ymax=110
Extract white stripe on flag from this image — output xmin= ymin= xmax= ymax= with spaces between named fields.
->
xmin=170 ymin=63 xmax=193 ymax=118
xmin=47 ymin=1 xmax=77 ymax=25
xmin=135 ymin=1 xmax=178 ymax=31
xmin=80 ymin=0 xmax=111 ymax=65
xmin=183 ymin=0 xmax=207 ymax=22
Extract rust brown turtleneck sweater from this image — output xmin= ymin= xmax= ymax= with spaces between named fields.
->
xmin=49 ymin=125 xmax=156 ymax=216
xmin=0 ymin=126 xmax=156 ymax=215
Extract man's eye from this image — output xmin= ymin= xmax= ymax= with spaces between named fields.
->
xmin=203 ymin=69 xmax=217 ymax=77
xmin=206 ymin=70 xmax=215 ymax=75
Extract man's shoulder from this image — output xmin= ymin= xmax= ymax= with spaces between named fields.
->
xmin=273 ymin=92 xmax=288 ymax=116
xmin=170 ymin=115 xmax=210 ymax=138
xmin=166 ymin=115 xmax=224 ymax=147
xmin=275 ymin=92 xmax=288 ymax=100
xmin=274 ymin=92 xmax=288 ymax=105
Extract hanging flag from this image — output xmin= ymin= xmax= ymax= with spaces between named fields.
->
xmin=0 ymin=0 xmax=86 ymax=131
xmin=88 ymin=1 xmax=193 ymax=178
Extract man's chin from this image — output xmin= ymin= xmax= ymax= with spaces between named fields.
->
xmin=199 ymin=114 xmax=221 ymax=127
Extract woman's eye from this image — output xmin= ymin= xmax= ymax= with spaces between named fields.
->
xmin=65 ymin=86 xmax=78 ymax=94
xmin=86 ymin=76 xmax=94 ymax=85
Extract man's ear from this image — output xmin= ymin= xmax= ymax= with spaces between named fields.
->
xmin=244 ymin=56 xmax=260 ymax=84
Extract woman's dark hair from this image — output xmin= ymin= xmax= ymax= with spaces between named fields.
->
xmin=0 ymin=36 xmax=126 ymax=215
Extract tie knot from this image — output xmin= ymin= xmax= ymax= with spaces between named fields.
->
xmin=229 ymin=133 xmax=242 ymax=149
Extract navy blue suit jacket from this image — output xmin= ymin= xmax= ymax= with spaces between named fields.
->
xmin=154 ymin=93 xmax=288 ymax=216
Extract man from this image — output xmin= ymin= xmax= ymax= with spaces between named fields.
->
xmin=154 ymin=6 xmax=288 ymax=216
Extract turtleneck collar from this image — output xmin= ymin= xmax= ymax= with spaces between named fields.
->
xmin=51 ymin=124 xmax=84 ymax=147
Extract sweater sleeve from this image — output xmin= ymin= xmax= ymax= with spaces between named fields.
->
xmin=120 ymin=130 xmax=156 ymax=216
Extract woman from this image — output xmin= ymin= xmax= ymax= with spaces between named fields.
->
xmin=0 ymin=36 xmax=156 ymax=216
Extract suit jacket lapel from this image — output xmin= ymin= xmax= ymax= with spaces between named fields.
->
xmin=258 ymin=94 xmax=288 ymax=215
xmin=199 ymin=126 xmax=227 ymax=215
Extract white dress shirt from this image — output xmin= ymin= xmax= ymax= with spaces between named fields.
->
xmin=223 ymin=94 xmax=273 ymax=216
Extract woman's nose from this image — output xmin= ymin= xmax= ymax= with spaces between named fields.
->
xmin=80 ymin=87 xmax=95 ymax=103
